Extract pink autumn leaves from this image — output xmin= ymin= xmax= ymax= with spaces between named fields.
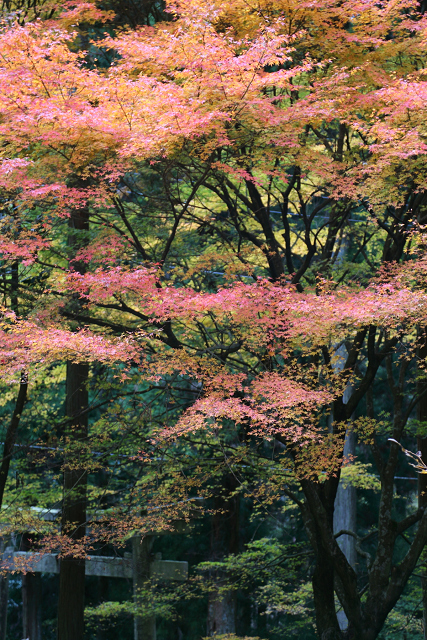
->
xmin=0 ymin=311 xmax=139 ymax=383
xmin=63 ymin=266 xmax=427 ymax=342
xmin=59 ymin=264 xmax=427 ymax=448
xmin=168 ymin=371 xmax=333 ymax=445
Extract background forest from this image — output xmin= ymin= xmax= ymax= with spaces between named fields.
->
xmin=3 ymin=1 xmax=427 ymax=639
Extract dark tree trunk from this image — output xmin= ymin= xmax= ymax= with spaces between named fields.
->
xmin=0 ymin=366 xmax=28 ymax=640
xmin=302 ymin=475 xmax=345 ymax=640
xmin=0 ymin=372 xmax=27 ymax=640
xmin=22 ymin=533 xmax=42 ymax=640
xmin=96 ymin=577 xmax=109 ymax=640
xmin=299 ymin=377 xmax=427 ymax=640
xmin=22 ymin=573 xmax=42 ymax=640
xmin=312 ymin=546 xmax=344 ymax=640
xmin=57 ymin=361 xmax=89 ymax=640
xmin=0 ymin=373 xmax=28 ymax=508
xmin=207 ymin=474 xmax=240 ymax=636
xmin=10 ymin=259 xmax=18 ymax=314
xmin=95 ymin=465 xmax=110 ymax=640
xmin=57 ymin=195 xmax=89 ymax=640
xmin=207 ymin=593 xmax=236 ymax=636
xmin=297 ymin=395 xmax=361 ymax=640
xmin=132 ymin=535 xmax=156 ymax=640
xmin=244 ymin=180 xmax=285 ymax=281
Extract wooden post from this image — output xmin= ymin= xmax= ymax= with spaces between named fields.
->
xmin=132 ymin=535 xmax=156 ymax=640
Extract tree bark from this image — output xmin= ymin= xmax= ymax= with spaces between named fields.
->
xmin=330 ymin=344 xmax=357 ymax=632
xmin=95 ymin=577 xmax=109 ymax=640
xmin=207 ymin=589 xmax=236 ymax=636
xmin=57 ymin=194 xmax=89 ymax=640
xmin=334 ymin=430 xmax=357 ymax=631
xmin=22 ymin=572 xmax=42 ymax=640
xmin=0 ymin=373 xmax=27 ymax=640
xmin=57 ymin=361 xmax=88 ymax=640
xmin=207 ymin=474 xmax=239 ymax=636
xmin=132 ymin=534 xmax=156 ymax=640
xmin=312 ymin=545 xmax=344 ymax=640
xmin=21 ymin=533 xmax=42 ymax=640
xmin=0 ymin=372 xmax=28 ymax=508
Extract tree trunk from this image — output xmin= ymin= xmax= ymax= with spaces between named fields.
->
xmin=300 ymin=395 xmax=357 ymax=640
xmin=57 ymin=194 xmax=89 ymax=640
xmin=334 ymin=430 xmax=357 ymax=631
xmin=57 ymin=361 xmax=88 ymax=640
xmin=207 ymin=582 xmax=236 ymax=636
xmin=21 ymin=533 xmax=42 ymax=640
xmin=312 ymin=545 xmax=344 ymax=640
xmin=0 ymin=373 xmax=28 ymax=508
xmin=0 ymin=374 xmax=28 ymax=640
xmin=132 ymin=535 xmax=156 ymax=640
xmin=22 ymin=573 xmax=42 ymax=640
xmin=10 ymin=259 xmax=18 ymax=314
xmin=0 ymin=375 xmax=27 ymax=640
xmin=207 ymin=474 xmax=239 ymax=636
xmin=331 ymin=345 xmax=357 ymax=631
xmin=95 ymin=576 xmax=109 ymax=640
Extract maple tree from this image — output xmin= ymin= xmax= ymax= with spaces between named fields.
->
xmin=3 ymin=1 xmax=427 ymax=639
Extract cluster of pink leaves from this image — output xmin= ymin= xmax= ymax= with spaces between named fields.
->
xmin=162 ymin=370 xmax=334 ymax=443
xmin=72 ymin=232 xmax=131 ymax=266
xmin=63 ymin=266 xmax=427 ymax=343
xmin=0 ymin=0 xmax=425 ymax=213
xmin=60 ymin=264 xmax=427 ymax=443
xmin=64 ymin=266 xmax=159 ymax=301
xmin=2 ymin=0 xmax=427 ymax=449
xmin=0 ymin=23 xmax=228 ymax=165
xmin=0 ymin=9 xmax=323 ymax=188
xmin=0 ymin=237 xmax=51 ymax=266
xmin=0 ymin=314 xmax=139 ymax=382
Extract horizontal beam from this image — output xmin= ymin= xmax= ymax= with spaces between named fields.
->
xmin=3 ymin=551 xmax=188 ymax=581
xmin=151 ymin=558 xmax=188 ymax=582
